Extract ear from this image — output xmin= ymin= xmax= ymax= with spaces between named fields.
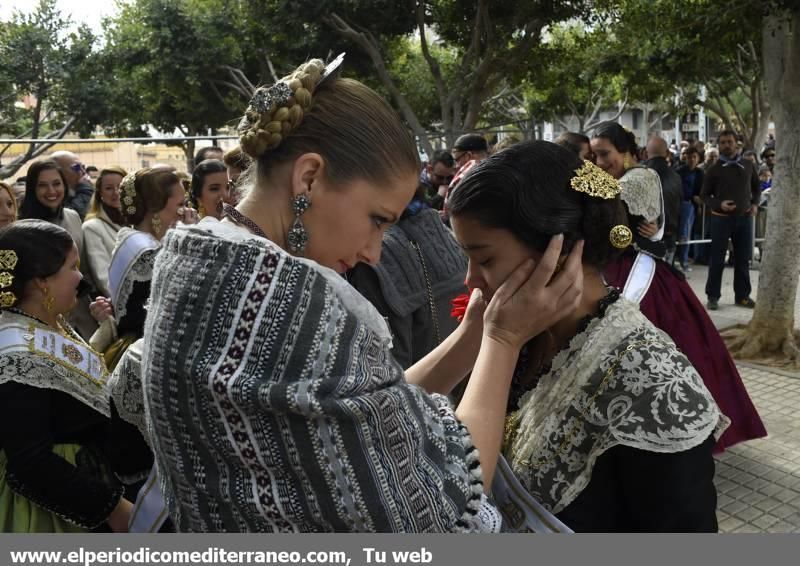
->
xmin=290 ymin=153 xmax=325 ymax=199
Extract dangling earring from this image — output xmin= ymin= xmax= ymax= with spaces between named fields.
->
xmin=198 ymin=203 xmax=206 ymax=218
xmin=151 ymin=214 xmax=162 ymax=238
xmin=287 ymin=192 xmax=311 ymax=254
xmin=43 ymin=287 xmax=54 ymax=313
xmin=623 ymin=154 xmax=632 ymax=170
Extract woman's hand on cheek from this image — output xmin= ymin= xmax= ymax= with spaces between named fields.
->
xmin=482 ymin=235 xmax=584 ymax=350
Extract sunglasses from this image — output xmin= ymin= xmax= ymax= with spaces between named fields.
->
xmin=69 ymin=163 xmax=85 ymax=172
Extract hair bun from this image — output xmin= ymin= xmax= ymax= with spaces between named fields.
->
xmin=238 ymin=59 xmax=327 ymax=160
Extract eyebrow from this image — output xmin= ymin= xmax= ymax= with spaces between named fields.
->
xmin=459 ymin=243 xmax=491 ymax=251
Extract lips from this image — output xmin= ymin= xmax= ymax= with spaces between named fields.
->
xmin=338 ymin=261 xmax=353 ymax=273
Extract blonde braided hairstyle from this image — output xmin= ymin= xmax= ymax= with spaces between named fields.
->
xmin=238 ymin=59 xmax=327 ymax=159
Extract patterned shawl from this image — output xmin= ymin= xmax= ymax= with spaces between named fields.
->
xmin=505 ymin=298 xmax=726 ymax=514
xmin=142 ymin=220 xmax=496 ymax=532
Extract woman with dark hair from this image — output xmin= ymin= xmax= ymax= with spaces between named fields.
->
xmin=0 ymin=220 xmax=133 ymax=532
xmin=83 ymin=167 xmax=127 ymax=296
xmin=190 ymin=159 xmax=229 ymax=219
xmin=590 ymin=122 xmax=766 ymax=452
xmin=450 ymin=140 xmax=725 ymax=532
xmin=18 ymin=159 xmax=96 ymax=339
xmin=0 ymin=182 xmax=17 ymax=228
xmin=141 ymin=57 xmax=584 ymax=532
xmin=554 ymin=132 xmax=593 ymax=162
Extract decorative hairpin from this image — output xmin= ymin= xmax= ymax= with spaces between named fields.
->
xmin=570 ymin=160 xmax=621 ymax=200
xmin=120 ymin=172 xmax=138 ymax=218
xmin=0 ymin=249 xmax=18 ymax=308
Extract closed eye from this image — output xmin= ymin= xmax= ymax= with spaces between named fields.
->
xmin=372 ymin=215 xmax=390 ymax=228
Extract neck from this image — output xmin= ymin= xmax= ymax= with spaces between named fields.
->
xmin=14 ymin=298 xmax=60 ymax=329
xmin=135 ymin=218 xmax=161 ymax=240
xmin=548 ymin=267 xmax=609 ymax=351
xmin=236 ymin=191 xmax=291 ymax=250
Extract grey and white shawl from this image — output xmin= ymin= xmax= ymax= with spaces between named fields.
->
xmin=142 ymin=219 xmax=498 ymax=532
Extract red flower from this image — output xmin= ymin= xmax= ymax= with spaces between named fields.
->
xmin=450 ymin=292 xmax=471 ymax=323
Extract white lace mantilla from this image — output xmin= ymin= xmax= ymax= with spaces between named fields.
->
xmin=109 ymin=228 xmax=160 ymax=321
xmin=619 ymin=167 xmax=662 ymax=222
xmin=0 ymin=311 xmax=110 ymax=417
xmin=506 ymin=298 xmax=725 ymax=514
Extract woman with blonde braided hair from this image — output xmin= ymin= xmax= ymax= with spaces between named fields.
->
xmin=141 ymin=56 xmax=585 ymax=532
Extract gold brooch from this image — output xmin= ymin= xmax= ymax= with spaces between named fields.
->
xmin=609 ymin=225 xmax=633 ymax=249
xmin=62 ymin=343 xmax=85 ymax=365
xmin=570 ymin=160 xmax=621 ymax=200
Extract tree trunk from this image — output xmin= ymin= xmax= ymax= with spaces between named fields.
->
xmin=725 ymin=9 xmax=800 ymax=366
xmin=184 ymin=139 xmax=196 ymax=173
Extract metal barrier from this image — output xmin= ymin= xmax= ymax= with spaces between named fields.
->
xmin=674 ymin=204 xmax=767 ymax=265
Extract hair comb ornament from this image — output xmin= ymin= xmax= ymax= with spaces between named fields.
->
xmin=570 ymin=160 xmax=621 ymax=200
xmin=609 ymin=225 xmax=633 ymax=249
xmin=120 ymin=172 xmax=138 ymax=218
xmin=238 ymin=54 xmax=346 ymax=159
xmin=0 ymin=249 xmax=18 ymax=308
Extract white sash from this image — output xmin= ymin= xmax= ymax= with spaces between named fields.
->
xmin=0 ymin=322 xmax=107 ymax=385
xmin=129 ymin=465 xmax=169 ymax=533
xmin=622 ymin=252 xmax=656 ymax=304
xmin=491 ymin=456 xmax=573 ymax=533
xmin=108 ymin=231 xmax=159 ymax=308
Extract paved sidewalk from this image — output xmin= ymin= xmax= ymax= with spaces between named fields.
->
xmin=678 ymin=263 xmax=800 ymax=532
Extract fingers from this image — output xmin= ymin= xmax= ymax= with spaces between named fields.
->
xmin=548 ymin=240 xmax=583 ymax=296
xmin=489 ymin=259 xmax=535 ymax=306
xmin=528 ymin=234 xmax=564 ymax=289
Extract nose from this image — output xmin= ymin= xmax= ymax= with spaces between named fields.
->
xmin=464 ymin=260 xmax=484 ymax=291
xmin=358 ymin=231 xmax=383 ymax=266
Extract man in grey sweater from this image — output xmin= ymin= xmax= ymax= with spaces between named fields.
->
xmin=700 ymin=130 xmax=761 ymax=310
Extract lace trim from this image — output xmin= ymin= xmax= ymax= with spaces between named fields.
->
xmin=107 ymin=339 xmax=150 ymax=445
xmin=620 ymin=167 xmax=662 ymax=222
xmin=0 ymin=312 xmax=110 ymax=417
xmin=506 ymin=299 xmax=722 ymax=513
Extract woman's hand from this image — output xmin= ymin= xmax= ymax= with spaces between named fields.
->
xmin=89 ymin=297 xmax=114 ymax=323
xmin=483 ymin=235 xmax=584 ymax=350
xmin=107 ymin=498 xmax=133 ymax=533
xmin=178 ymin=207 xmax=200 ymax=225
xmin=637 ymin=220 xmax=659 ymax=238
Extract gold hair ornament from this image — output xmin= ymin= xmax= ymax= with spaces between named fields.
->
xmin=609 ymin=225 xmax=633 ymax=249
xmin=0 ymin=249 xmax=18 ymax=308
xmin=120 ymin=172 xmax=138 ymax=219
xmin=570 ymin=160 xmax=621 ymax=200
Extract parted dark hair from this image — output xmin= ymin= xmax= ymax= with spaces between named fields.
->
xmin=0 ymin=219 xmax=74 ymax=307
xmin=194 ymin=146 xmax=223 ymax=168
xmin=190 ymin=159 xmax=227 ymax=207
xmin=554 ymin=132 xmax=590 ymax=156
xmin=592 ymin=121 xmax=638 ymax=157
xmin=19 ymin=159 xmax=69 ymax=222
xmin=449 ymin=140 xmax=628 ymax=269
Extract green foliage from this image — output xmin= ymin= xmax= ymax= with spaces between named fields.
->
xmin=0 ymin=0 xmax=108 ymax=138
xmin=102 ymin=0 xmax=246 ymax=137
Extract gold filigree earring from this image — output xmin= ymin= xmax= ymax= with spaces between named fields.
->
xmin=151 ymin=214 xmax=162 ymax=237
xmin=43 ymin=286 xmax=55 ymax=313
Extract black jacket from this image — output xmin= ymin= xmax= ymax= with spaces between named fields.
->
xmin=646 ymin=157 xmax=682 ymax=246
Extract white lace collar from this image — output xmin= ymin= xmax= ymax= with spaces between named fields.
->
xmin=505 ymin=298 xmax=725 ymax=513
xmin=620 ymin=167 xmax=662 ymax=222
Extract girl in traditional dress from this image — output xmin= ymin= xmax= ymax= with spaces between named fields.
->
xmin=0 ymin=220 xmax=132 ymax=532
xmin=82 ymin=167 xmax=127 ymax=297
xmin=449 ymin=140 xmax=727 ymax=532
xmin=101 ymin=167 xmax=198 ymax=370
xmin=590 ymin=122 xmax=766 ymax=452
xmin=141 ymin=57 xmax=585 ymax=532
